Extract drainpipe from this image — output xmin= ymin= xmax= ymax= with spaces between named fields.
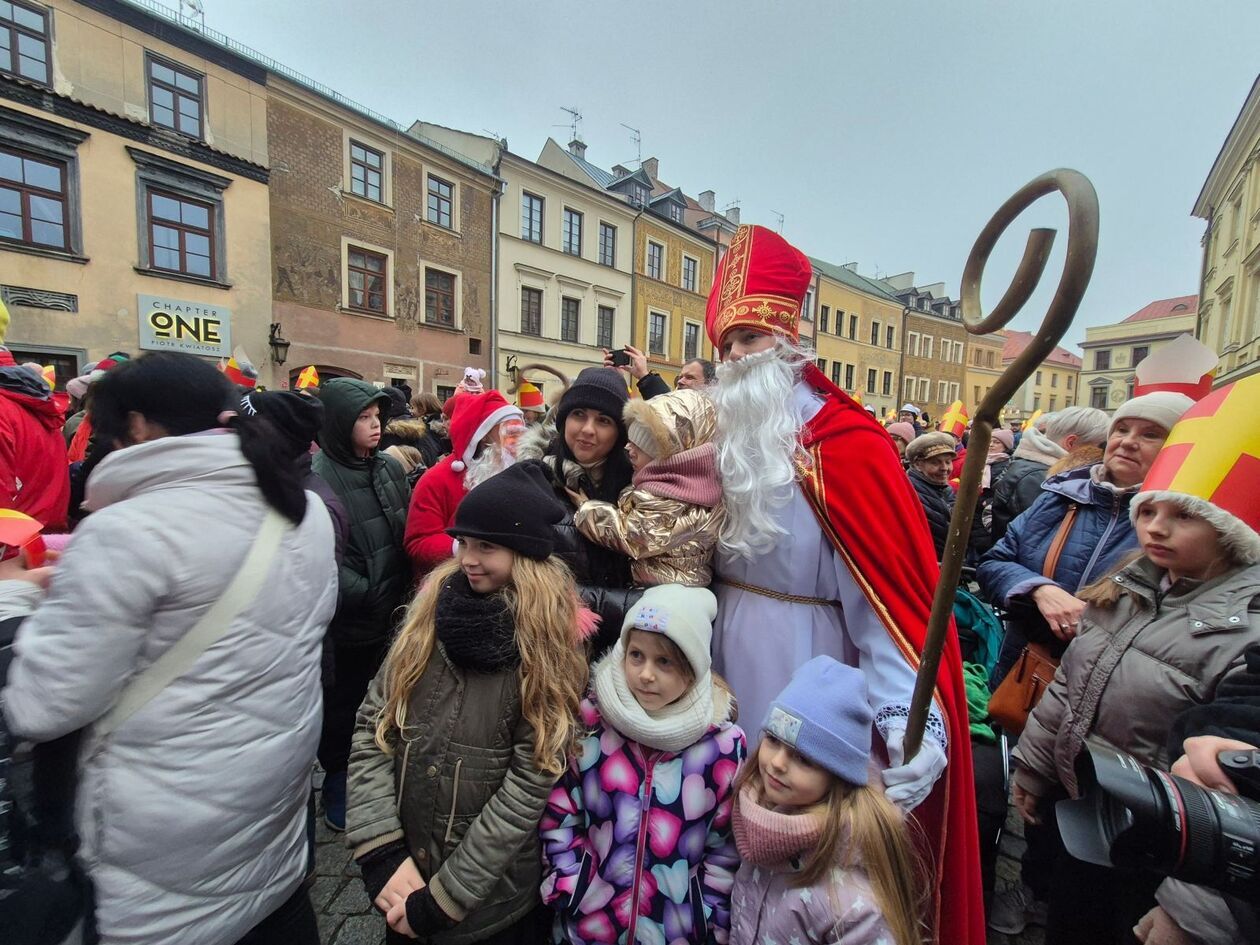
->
xmin=898 ymin=303 xmax=909 ymax=408
xmin=488 ymin=163 xmax=504 ymax=389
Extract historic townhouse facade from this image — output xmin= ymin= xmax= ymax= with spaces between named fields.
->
xmin=1001 ymin=329 xmax=1082 ymax=422
xmin=884 ymin=274 xmax=969 ymax=422
xmin=0 ymin=0 xmax=272 ymax=384
xmin=964 ymin=331 xmax=1006 ymax=414
xmin=1079 ymin=295 xmax=1198 ymax=411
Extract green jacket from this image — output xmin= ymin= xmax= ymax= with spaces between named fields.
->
xmin=312 ymin=379 xmax=411 ymax=646
xmin=345 ymin=646 xmax=555 ymax=944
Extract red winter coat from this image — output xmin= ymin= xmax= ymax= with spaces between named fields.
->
xmin=0 ymin=363 xmax=69 ymax=530
xmin=404 ymin=391 xmax=522 ymax=573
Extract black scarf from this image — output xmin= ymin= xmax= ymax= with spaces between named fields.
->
xmin=435 ymin=572 xmax=519 ymax=672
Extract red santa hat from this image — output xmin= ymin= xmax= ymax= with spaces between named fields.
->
xmin=705 ymin=224 xmax=813 ymax=352
xmin=447 ymin=390 xmax=523 ymax=474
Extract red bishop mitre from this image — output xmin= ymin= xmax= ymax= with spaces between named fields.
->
xmin=705 ymin=224 xmax=813 ymax=351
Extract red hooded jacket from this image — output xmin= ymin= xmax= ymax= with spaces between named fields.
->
xmin=403 ymin=391 xmax=522 ymax=573
xmin=0 ymin=352 xmax=69 ymax=531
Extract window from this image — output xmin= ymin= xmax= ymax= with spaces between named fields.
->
xmin=986 ymin=350 xmax=995 ymax=367
xmin=347 ymin=247 xmax=387 ymax=314
xmin=1033 ymin=394 xmax=1042 ymax=410
xmin=820 ymin=305 xmax=830 ymax=334
xmin=949 ymin=382 xmax=960 ymax=401
xmin=682 ymin=255 xmax=698 ymax=292
xmin=803 ymin=288 xmax=815 ymax=322
xmin=870 ymin=319 xmax=880 ymax=346
xmin=436 ymin=385 xmax=456 ymax=402
xmin=427 ymin=174 xmax=453 ymax=228
xmin=974 ymin=385 xmax=981 ymax=403
xmin=562 ymin=207 xmax=582 ymax=256
xmin=817 ymin=358 xmax=827 ymax=373
xmin=956 ymin=343 xmax=964 ymax=363
xmin=918 ymin=378 xmax=930 ymax=401
xmin=148 ymin=190 xmax=214 ymax=278
xmin=831 ymin=362 xmax=842 ymax=387
xmin=1051 ymin=372 xmax=1058 ymax=388
xmin=937 ymin=381 xmax=948 ymax=403
xmin=147 ymin=56 xmax=203 ymax=138
xmin=347 ymin=141 xmax=384 ymax=202
xmin=845 ymin=363 xmax=855 ymax=390
xmin=520 ymin=287 xmax=542 ymax=335
xmin=1035 ymin=370 xmax=1042 ymax=385
xmin=922 ymin=336 xmax=933 ymax=359
xmin=1 ymin=0 xmax=49 ymax=85
xmin=0 ymin=146 xmax=67 ymax=249
xmin=907 ymin=331 xmax=920 ymax=356
xmin=941 ymin=339 xmax=952 ymax=361
xmin=1132 ymin=345 xmax=1149 ymax=367
xmin=646 ymin=241 xmax=664 ymax=280
xmin=849 ymin=314 xmax=858 ymax=339
xmin=883 ymin=371 xmax=893 ymax=396
xmin=521 ymin=192 xmax=543 ymax=242
xmin=1067 ymin=375 xmax=1074 ymax=391
xmin=599 ymin=222 xmax=616 ymax=266
xmin=669 ymin=203 xmax=683 ymax=223
xmin=684 ymin=322 xmax=700 ymax=361
xmin=649 ymin=311 xmax=667 ymax=356
xmin=1095 ymin=349 xmax=1110 ymax=370
xmin=468 ymin=338 xmax=482 ymax=356
xmin=886 ymin=325 xmax=895 ymax=349
xmin=1090 ymin=385 xmax=1108 ymax=409
xmin=834 ymin=310 xmax=845 ymax=335
xmin=425 ymin=269 xmax=455 ymax=326
xmin=904 ymin=376 xmax=916 ymax=399
xmin=561 ymin=297 xmax=579 ymax=342
xmin=1049 ymin=395 xmax=1058 ymax=411
xmin=866 ymin=368 xmax=877 ymax=394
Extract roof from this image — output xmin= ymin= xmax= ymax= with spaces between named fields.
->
xmin=565 ymin=151 xmax=617 ymax=188
xmin=809 ymin=256 xmax=902 ymax=303
xmin=1001 ymin=330 xmax=1082 ymax=368
xmin=1193 ymin=74 xmax=1260 ymax=218
xmin=1120 ymin=295 xmax=1198 ymax=324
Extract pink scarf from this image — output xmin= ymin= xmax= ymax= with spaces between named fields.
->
xmin=632 ymin=442 xmax=722 ymax=508
xmin=732 ymin=785 xmax=824 ymax=866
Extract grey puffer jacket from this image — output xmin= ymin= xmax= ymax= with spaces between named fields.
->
xmin=1 ymin=434 xmax=337 ymax=945
xmin=346 ymin=644 xmax=556 ymax=945
xmin=1013 ymin=556 xmax=1260 ymax=797
xmin=978 ymin=463 xmax=1140 ymax=606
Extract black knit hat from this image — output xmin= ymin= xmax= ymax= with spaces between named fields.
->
xmin=240 ymin=390 xmax=324 ymax=460
xmin=555 ymin=367 xmax=630 ymax=432
xmin=446 ymin=461 xmax=567 ymax=559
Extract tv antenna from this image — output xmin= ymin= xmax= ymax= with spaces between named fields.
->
xmin=620 ymin=123 xmax=642 ymax=166
xmin=724 ymin=199 xmax=741 ymax=214
xmin=560 ymin=106 xmax=583 ymax=142
xmin=180 ymin=0 xmax=205 ymax=30
xmin=771 ymin=210 xmax=785 ymax=232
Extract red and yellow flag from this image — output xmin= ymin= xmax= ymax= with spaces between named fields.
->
xmin=1022 ymin=409 xmax=1043 ymax=432
xmin=851 ymin=389 xmax=864 ymax=406
xmin=40 ymin=364 xmax=56 ymax=389
xmin=1142 ymin=376 xmax=1260 ymax=534
xmin=296 ymin=365 xmax=320 ymax=389
xmin=220 ymin=357 xmax=256 ymax=389
xmin=0 ymin=509 xmax=47 ymax=565
xmin=939 ymin=400 xmax=969 ymax=438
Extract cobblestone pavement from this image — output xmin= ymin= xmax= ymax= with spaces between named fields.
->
xmin=311 ymin=776 xmax=1041 ymax=945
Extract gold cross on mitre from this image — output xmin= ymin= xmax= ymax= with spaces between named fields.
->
xmin=940 ymin=400 xmax=968 ymax=433
xmin=1158 ymin=379 xmax=1260 ymax=497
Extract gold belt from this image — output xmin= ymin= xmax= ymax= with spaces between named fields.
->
xmin=717 ymin=578 xmax=840 ymax=607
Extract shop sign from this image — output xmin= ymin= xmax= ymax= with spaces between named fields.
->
xmin=137 ymin=294 xmax=232 ymax=358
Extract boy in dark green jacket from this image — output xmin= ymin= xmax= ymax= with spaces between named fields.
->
xmin=313 ymin=379 xmax=411 ymax=830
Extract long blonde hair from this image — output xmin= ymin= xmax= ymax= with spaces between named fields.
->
xmin=735 ymin=744 xmax=926 ymax=945
xmin=373 ymin=556 xmax=588 ymax=776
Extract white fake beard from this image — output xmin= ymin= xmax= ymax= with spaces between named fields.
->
xmin=463 ymin=444 xmax=515 ymax=491
xmin=712 ymin=346 xmax=807 ymax=560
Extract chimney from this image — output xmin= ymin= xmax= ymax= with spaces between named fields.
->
xmin=699 ymin=190 xmax=716 ymax=212
xmin=568 ymin=138 xmax=587 ymax=159
xmin=611 ymin=164 xmax=631 ymax=177
xmin=843 ymin=261 xmax=858 ymax=272
xmin=726 ymin=205 xmax=740 ymax=225
xmin=641 ymin=157 xmax=658 ymax=180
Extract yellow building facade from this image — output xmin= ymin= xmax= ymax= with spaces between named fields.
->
xmin=0 ymin=0 xmax=274 ymax=385
xmin=964 ymin=331 xmax=1005 ymax=413
xmin=1079 ymin=297 xmax=1198 ymax=411
xmin=809 ymin=257 xmax=902 ymax=417
xmin=632 ymin=216 xmax=716 ymax=387
xmin=1001 ymin=330 xmax=1082 ymax=421
xmin=1193 ymin=75 xmax=1260 ymax=387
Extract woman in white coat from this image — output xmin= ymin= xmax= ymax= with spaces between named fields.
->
xmin=2 ymin=352 xmax=337 ymax=945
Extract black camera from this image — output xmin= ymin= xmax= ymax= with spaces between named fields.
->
xmin=1057 ymin=742 xmax=1260 ymax=898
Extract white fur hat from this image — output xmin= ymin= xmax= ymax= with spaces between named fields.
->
xmin=620 ymin=584 xmax=717 ymax=679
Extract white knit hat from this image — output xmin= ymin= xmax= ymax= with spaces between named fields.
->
xmin=1110 ymin=392 xmax=1195 ymax=436
xmin=620 ymin=584 xmax=716 ymax=679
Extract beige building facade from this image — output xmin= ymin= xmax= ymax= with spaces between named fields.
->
xmin=883 ymin=275 xmax=968 ymax=422
xmin=965 ymin=331 xmax=1005 ymax=414
xmin=1079 ymin=296 xmax=1198 ymax=411
xmin=1001 ymin=330 xmax=1082 ymax=422
xmin=1193 ymin=75 xmax=1260 ymax=387
xmin=1 ymin=0 xmax=274 ymax=385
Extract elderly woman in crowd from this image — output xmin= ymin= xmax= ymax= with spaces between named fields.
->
xmin=906 ymin=431 xmax=990 ymax=561
xmin=886 ymin=420 xmax=918 ymax=469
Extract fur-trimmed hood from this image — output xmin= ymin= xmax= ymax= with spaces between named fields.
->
xmin=1046 ymin=443 xmax=1103 ymax=478
xmin=1131 ymin=490 xmax=1260 ymax=565
xmin=384 ymin=416 xmax=429 ymax=442
xmin=516 ymin=423 xmax=586 ymax=490
xmin=621 ymin=388 xmax=716 ymax=461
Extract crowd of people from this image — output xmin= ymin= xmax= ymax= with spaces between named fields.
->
xmin=0 ymin=223 xmax=1257 ymax=945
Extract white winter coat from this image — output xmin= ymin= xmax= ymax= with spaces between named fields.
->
xmin=1 ymin=433 xmax=337 ymax=945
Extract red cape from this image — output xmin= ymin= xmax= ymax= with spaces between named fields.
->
xmin=796 ymin=364 xmax=984 ymax=945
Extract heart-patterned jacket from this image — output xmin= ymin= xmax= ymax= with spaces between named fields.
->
xmin=540 ymin=689 xmax=745 ymax=944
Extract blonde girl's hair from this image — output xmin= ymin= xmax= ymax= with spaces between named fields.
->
xmin=374 ymin=556 xmax=589 ymax=776
xmin=735 ymin=739 xmax=927 ymax=945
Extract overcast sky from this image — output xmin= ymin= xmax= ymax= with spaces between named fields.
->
xmin=188 ymin=0 xmax=1260 ymax=354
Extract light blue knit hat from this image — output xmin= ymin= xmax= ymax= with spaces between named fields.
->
xmin=762 ymin=656 xmax=873 ymax=785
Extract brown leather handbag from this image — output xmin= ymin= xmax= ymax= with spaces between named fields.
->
xmin=987 ymin=504 xmax=1079 ymax=734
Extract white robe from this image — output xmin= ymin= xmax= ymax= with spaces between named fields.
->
xmin=712 ymin=383 xmax=944 ymax=750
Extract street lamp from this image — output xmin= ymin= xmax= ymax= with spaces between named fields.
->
xmin=268 ymin=322 xmax=290 ymax=365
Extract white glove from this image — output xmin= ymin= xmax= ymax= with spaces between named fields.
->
xmin=881 ymin=727 xmax=947 ymax=811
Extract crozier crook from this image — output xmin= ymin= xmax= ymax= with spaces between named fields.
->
xmin=902 ymin=169 xmax=1100 ymax=760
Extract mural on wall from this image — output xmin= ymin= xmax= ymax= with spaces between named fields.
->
xmin=275 ymin=234 xmax=339 ymax=303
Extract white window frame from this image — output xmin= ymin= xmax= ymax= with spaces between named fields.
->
xmin=907 ymin=331 xmax=920 ymax=357
xmin=921 ymin=335 xmax=934 ymax=359
xmin=941 ymin=339 xmax=952 ymax=361
xmin=937 ymin=380 xmax=949 ymax=403
xmin=421 ymin=260 xmax=462 ymax=330
xmin=949 ymin=381 xmax=960 ymax=402
xmin=340 ymin=235 xmax=394 ymax=317
xmin=681 ymin=253 xmax=699 ymax=293
xmin=423 ymin=167 xmax=461 ymax=232
xmin=648 ymin=308 xmax=669 ymax=357
xmin=918 ymin=378 xmax=930 ymax=401
xmin=904 ymin=375 xmax=916 ymax=399
xmin=343 ymin=131 xmax=393 ymax=208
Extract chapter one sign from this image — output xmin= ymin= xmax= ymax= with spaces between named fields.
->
xmin=137 ymin=294 xmax=232 ymax=358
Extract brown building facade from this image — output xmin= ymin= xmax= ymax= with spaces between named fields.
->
xmin=886 ymin=277 xmax=969 ymax=422
xmin=267 ymin=78 xmax=498 ymax=395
